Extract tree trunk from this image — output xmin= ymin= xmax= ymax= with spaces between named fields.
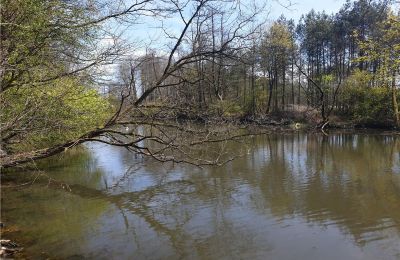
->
xmin=281 ymin=63 xmax=285 ymax=111
xmin=266 ymin=73 xmax=273 ymax=114
xmin=392 ymin=71 xmax=399 ymax=128
xmin=251 ymin=61 xmax=255 ymax=115
xmin=291 ymin=59 xmax=294 ymax=108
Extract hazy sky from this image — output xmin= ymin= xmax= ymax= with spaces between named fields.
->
xmin=269 ymin=0 xmax=348 ymax=21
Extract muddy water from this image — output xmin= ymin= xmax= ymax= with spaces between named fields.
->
xmin=2 ymin=131 xmax=400 ymax=259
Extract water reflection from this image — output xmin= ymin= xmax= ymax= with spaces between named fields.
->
xmin=2 ymin=131 xmax=400 ymax=259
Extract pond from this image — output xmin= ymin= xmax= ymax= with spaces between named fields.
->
xmin=2 ymin=131 xmax=400 ymax=259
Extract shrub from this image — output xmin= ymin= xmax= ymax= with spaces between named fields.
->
xmin=340 ymin=70 xmax=395 ymax=124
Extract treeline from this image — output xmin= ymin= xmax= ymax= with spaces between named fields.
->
xmin=124 ymin=0 xmax=400 ymax=127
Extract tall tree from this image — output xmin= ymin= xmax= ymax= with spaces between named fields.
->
xmin=260 ymin=19 xmax=294 ymax=113
xmin=357 ymin=11 xmax=400 ymax=127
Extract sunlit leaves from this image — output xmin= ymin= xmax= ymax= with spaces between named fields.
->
xmin=1 ymin=78 xmax=112 ymax=151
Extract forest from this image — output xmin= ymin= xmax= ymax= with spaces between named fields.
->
xmin=1 ymin=0 xmax=399 ymax=168
xmin=131 ymin=0 xmax=400 ymax=128
xmin=2 ymin=1 xmax=400 ymax=258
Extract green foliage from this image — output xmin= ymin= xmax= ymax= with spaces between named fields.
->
xmin=260 ymin=20 xmax=295 ymax=72
xmin=0 ymin=0 xmax=113 ymax=155
xmin=353 ymin=12 xmax=400 ymax=126
xmin=2 ymin=78 xmax=112 ymax=151
xmin=321 ymin=74 xmax=334 ymax=85
xmin=356 ymin=12 xmax=400 ymax=87
xmin=343 ymin=87 xmax=392 ymax=122
xmin=1 ymin=0 xmax=97 ymax=90
xmin=340 ymin=71 xmax=393 ymax=123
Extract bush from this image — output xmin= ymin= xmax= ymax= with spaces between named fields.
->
xmin=2 ymin=78 xmax=112 ymax=151
xmin=340 ymin=70 xmax=395 ymax=124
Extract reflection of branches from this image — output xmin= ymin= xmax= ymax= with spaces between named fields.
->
xmin=1 ymin=162 xmax=71 ymax=191
xmin=65 ymin=179 xmax=196 ymax=257
xmin=106 ymin=162 xmax=143 ymax=191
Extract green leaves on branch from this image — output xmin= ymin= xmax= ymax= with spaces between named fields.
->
xmin=1 ymin=78 xmax=112 ymax=152
xmin=340 ymin=70 xmax=394 ymax=124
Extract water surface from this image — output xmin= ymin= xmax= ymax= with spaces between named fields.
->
xmin=2 ymin=131 xmax=400 ymax=259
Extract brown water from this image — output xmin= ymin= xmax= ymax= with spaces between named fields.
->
xmin=2 ymin=131 xmax=400 ymax=259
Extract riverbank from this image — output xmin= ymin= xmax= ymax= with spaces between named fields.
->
xmin=141 ymin=103 xmax=397 ymax=130
xmin=164 ymin=110 xmax=397 ymax=130
xmin=0 ymin=224 xmax=24 ymax=258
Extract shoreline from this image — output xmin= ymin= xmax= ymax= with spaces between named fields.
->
xmin=0 ymin=224 xmax=24 ymax=259
xmin=154 ymin=113 xmax=398 ymax=131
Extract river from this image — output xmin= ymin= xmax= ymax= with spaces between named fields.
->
xmin=2 ymin=131 xmax=400 ymax=259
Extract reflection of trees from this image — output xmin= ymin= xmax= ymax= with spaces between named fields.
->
xmin=4 ymin=132 xmax=400 ymax=258
xmin=1 ymin=186 xmax=109 ymax=259
xmin=229 ymin=133 xmax=400 ymax=245
xmin=64 ymin=180 xmax=198 ymax=259
xmin=62 ymin=133 xmax=400 ymax=256
xmin=64 ymin=177 xmax=270 ymax=259
xmin=34 ymin=146 xmax=105 ymax=189
xmin=102 ymin=132 xmax=400 ymax=255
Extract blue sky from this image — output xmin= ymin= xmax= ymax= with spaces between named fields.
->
xmin=111 ymin=0 xmax=350 ymax=57
xmin=269 ymin=0 xmax=347 ymax=21
xmin=101 ymin=0 xmax=351 ymax=80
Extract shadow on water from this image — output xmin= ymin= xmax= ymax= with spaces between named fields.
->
xmin=2 ymin=131 xmax=400 ymax=259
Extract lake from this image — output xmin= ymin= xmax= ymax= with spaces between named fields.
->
xmin=2 ymin=131 xmax=400 ymax=259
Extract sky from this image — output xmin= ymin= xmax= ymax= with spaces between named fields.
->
xmin=126 ymin=0 xmax=349 ymax=45
xmin=268 ymin=0 xmax=348 ymax=21
xmin=103 ymin=0 xmax=351 ymax=59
